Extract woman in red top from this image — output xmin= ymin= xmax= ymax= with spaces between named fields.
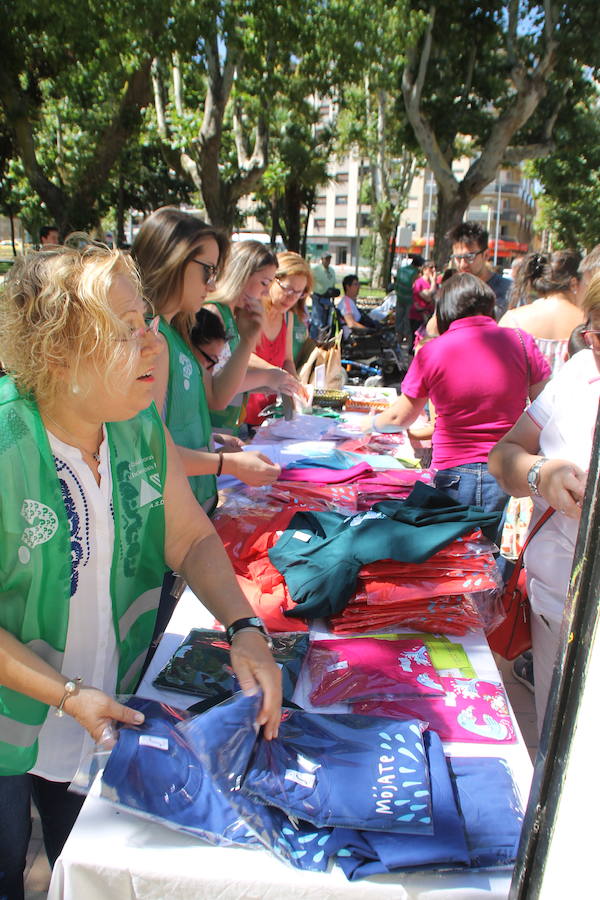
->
xmin=245 ymin=252 xmax=312 ymax=426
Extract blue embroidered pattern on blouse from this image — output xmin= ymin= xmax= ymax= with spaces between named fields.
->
xmin=54 ymin=457 xmax=90 ymax=597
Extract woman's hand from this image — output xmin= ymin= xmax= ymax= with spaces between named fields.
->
xmin=222 ymin=450 xmax=281 ymax=485
xmin=235 ymin=297 xmax=264 ymax=345
xmin=229 ymin=631 xmax=282 ymax=740
xmin=538 ymin=459 xmax=588 ymax=518
xmin=65 ymin=686 xmax=145 ymax=744
xmin=213 ymin=433 xmax=245 ymax=452
xmin=268 ymin=368 xmax=308 ymax=402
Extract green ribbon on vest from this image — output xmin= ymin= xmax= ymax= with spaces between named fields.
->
xmin=208 ymin=302 xmax=245 ymax=433
xmin=0 ymin=379 xmax=168 ymax=774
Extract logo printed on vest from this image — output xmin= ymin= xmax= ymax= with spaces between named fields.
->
xmin=19 ymin=499 xmax=59 ymax=563
xmin=139 ymin=479 xmax=162 ymax=507
xmin=179 ymin=352 xmax=193 ymax=391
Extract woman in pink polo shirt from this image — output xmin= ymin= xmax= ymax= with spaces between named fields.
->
xmin=370 ymin=273 xmax=551 ymax=523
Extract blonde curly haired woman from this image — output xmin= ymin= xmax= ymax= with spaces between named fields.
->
xmin=0 ymin=245 xmax=281 ymax=897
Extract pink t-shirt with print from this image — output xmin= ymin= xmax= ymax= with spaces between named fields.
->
xmin=401 ymin=315 xmax=550 ymax=469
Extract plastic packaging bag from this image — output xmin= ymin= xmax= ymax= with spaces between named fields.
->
xmin=241 ymin=711 xmax=433 ymax=833
xmin=71 ymin=696 xmax=261 ymax=848
xmin=153 ymin=628 xmax=308 ymax=708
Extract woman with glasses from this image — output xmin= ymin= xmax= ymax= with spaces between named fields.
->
xmin=489 ymin=276 xmax=600 ymax=731
xmin=244 ymin=251 xmax=312 ymax=427
xmin=133 ymin=209 xmax=281 ymax=516
xmin=499 ymin=250 xmax=585 ymax=376
xmin=0 ymin=245 xmax=282 ymax=898
xmin=205 ymin=241 xmax=307 ymax=434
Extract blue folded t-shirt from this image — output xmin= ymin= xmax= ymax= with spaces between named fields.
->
xmin=242 ymin=710 xmax=433 ymax=833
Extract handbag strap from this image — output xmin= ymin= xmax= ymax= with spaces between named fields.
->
xmin=505 ymin=505 xmax=554 ymax=591
xmin=515 ymin=328 xmax=531 ymax=394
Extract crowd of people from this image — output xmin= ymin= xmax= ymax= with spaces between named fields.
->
xmin=0 ymin=212 xmax=598 ymax=898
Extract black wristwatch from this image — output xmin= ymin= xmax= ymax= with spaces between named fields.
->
xmin=226 ymin=616 xmax=273 ymax=649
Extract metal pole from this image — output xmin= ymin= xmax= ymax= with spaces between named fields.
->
xmin=424 ymin=171 xmax=434 ymax=256
xmin=494 ymin=176 xmax=502 ymax=266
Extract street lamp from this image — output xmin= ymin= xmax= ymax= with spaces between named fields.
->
xmin=424 ymin=171 xmax=434 ymax=254
xmin=493 ymin=177 xmax=502 ymax=266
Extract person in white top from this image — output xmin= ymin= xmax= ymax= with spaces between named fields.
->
xmin=489 ymin=275 xmax=600 ymax=731
xmin=335 ymin=275 xmax=378 ymax=339
xmin=0 ymin=245 xmax=282 ymax=897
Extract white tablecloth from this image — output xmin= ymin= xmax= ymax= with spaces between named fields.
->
xmin=49 ymin=589 xmax=532 ymax=900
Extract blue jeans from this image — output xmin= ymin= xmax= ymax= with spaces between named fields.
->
xmin=434 ymin=463 xmax=509 ymax=543
xmin=309 ymin=295 xmax=332 ymax=340
xmin=0 ymin=773 xmax=84 ymax=900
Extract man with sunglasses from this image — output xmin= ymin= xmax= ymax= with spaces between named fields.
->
xmin=448 ymin=222 xmax=511 ymax=317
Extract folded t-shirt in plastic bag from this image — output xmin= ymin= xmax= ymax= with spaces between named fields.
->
xmin=328 ymin=731 xmax=470 ymax=879
xmin=353 ymin=678 xmax=516 ymax=744
xmin=241 ymin=711 xmax=433 ymax=833
xmin=153 ymin=629 xmax=308 ymax=707
xmin=180 ymin=693 xmax=336 ymax=871
xmin=306 ymin=636 xmax=438 ymax=706
xmin=447 ymin=756 xmax=524 ymax=867
xmin=101 ymin=696 xmax=260 ymax=847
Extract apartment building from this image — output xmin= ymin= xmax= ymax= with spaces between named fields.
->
xmin=303 ymin=153 xmax=537 ymax=268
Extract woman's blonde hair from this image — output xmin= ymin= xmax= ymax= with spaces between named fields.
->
xmin=211 ymin=240 xmax=278 ymax=308
xmin=132 ymin=206 xmax=229 ymax=340
xmin=583 ymin=271 xmax=600 ymax=317
xmin=0 ymin=244 xmax=142 ymax=407
xmin=273 ymin=251 xmax=313 ymax=317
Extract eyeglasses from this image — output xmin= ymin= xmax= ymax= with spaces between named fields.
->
xmin=197 ymin=347 xmax=218 ymax=369
xmin=275 ymin=277 xmax=305 ymax=297
xmin=583 ymin=329 xmax=600 ymax=348
xmin=117 ymin=315 xmax=160 ymax=342
xmin=191 ymin=259 xmax=218 ymax=286
xmin=451 ymin=250 xmax=484 ymax=264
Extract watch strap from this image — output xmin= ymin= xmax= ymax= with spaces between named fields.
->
xmin=527 ymin=456 xmax=548 ymax=496
xmin=226 ymin=617 xmax=273 ymax=649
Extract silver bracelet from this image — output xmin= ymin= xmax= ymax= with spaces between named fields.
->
xmin=55 ymin=677 xmax=82 ymax=717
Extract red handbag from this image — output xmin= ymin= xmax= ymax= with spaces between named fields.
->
xmin=486 ymin=506 xmax=554 ymax=660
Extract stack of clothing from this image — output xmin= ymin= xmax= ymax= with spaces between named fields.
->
xmin=98 ymin=692 xmax=524 ymax=878
xmin=305 ymin=635 xmax=516 ymax=744
xmin=213 ymin=483 xmax=500 ymax=635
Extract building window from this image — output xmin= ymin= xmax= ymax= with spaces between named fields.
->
xmin=336 ymin=172 xmax=349 ymax=184
xmin=334 ymin=218 xmax=347 ymax=229
xmin=314 ymin=218 xmax=325 ymax=229
xmin=335 ymin=195 xmax=348 ymax=205
xmin=337 ymin=248 xmax=348 ymax=264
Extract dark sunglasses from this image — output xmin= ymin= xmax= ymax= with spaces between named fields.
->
xmin=190 ymin=259 xmax=218 ymax=285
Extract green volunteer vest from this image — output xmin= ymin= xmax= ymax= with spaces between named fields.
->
xmin=208 ymin=303 xmax=244 ymax=433
xmin=0 ymin=379 xmax=168 ymax=775
xmin=159 ymin=318 xmax=217 ymax=511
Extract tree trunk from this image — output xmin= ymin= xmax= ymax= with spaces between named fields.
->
xmin=432 ymin=188 xmax=470 ymax=268
xmin=282 ymin=182 xmax=303 ymax=253
xmin=9 ymin=210 xmax=16 ymax=256
xmin=116 ymin=172 xmax=126 ymax=247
